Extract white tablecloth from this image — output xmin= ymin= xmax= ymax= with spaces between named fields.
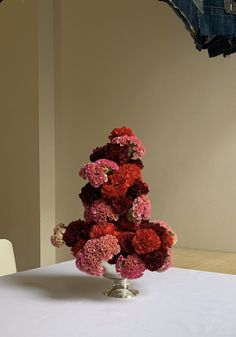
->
xmin=0 ymin=260 xmax=236 ymax=337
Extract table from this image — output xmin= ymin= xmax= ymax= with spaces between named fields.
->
xmin=0 ymin=260 xmax=236 ymax=337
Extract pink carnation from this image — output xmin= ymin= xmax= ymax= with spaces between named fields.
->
xmin=76 ymin=235 xmax=121 ymax=276
xmin=129 ymin=194 xmax=151 ymax=224
xmin=85 ymin=235 xmax=120 ymax=261
xmin=111 ymin=135 xmax=145 ymax=159
xmin=84 ymin=199 xmax=118 ymax=223
xmin=76 ymin=251 xmax=104 ymax=276
xmin=79 ymin=160 xmax=119 ymax=188
xmin=95 ymin=159 xmax=119 ymax=172
xmin=116 ymin=255 xmax=145 ymax=279
xmin=79 ymin=162 xmax=106 ymax=187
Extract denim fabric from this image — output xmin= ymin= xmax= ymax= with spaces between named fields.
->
xmin=204 ymin=0 xmax=236 ymax=36
xmin=193 ymin=0 xmax=204 ymax=12
xmin=160 ymin=0 xmax=236 ymax=57
xmin=160 ymin=0 xmax=209 ymax=47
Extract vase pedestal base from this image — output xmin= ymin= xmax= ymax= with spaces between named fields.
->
xmin=103 ymin=278 xmax=139 ymax=299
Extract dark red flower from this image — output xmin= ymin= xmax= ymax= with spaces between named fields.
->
xmin=142 ymin=248 xmax=168 ymax=271
xmin=117 ymin=216 xmax=138 ymax=232
xmin=71 ymin=238 xmax=86 ymax=257
xmin=108 ymin=254 xmax=120 ymax=264
xmin=127 ymin=179 xmax=149 ymax=199
xmin=119 ymin=232 xmax=135 ymax=255
xmin=105 ymin=143 xmax=130 ymax=165
xmin=89 ymin=223 xmax=118 ymax=239
xmin=63 ymin=220 xmax=91 ymax=247
xmin=109 ymin=196 xmax=133 ymax=215
xmin=132 ymin=228 xmax=161 ymax=254
xmin=108 ymin=127 xmax=134 ymax=140
xmin=90 ymin=146 xmax=106 ymax=162
xmin=90 ymin=143 xmax=130 ymax=165
xmin=79 ymin=183 xmax=101 ymax=205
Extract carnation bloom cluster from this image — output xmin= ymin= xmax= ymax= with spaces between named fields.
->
xmin=51 ymin=127 xmax=177 ymax=279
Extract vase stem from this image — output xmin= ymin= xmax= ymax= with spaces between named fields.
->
xmin=104 ymin=278 xmax=139 ymax=298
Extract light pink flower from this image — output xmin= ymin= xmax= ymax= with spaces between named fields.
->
xmin=84 ymin=235 xmax=120 ymax=261
xmin=79 ymin=162 xmax=107 ymax=187
xmin=50 ymin=223 xmax=66 ymax=248
xmin=79 ymin=160 xmax=119 ymax=188
xmin=111 ymin=135 xmax=145 ymax=159
xmin=76 ymin=251 xmax=104 ymax=276
xmin=95 ymin=159 xmax=119 ymax=172
xmin=84 ymin=199 xmax=118 ymax=223
xmin=129 ymin=194 xmax=151 ymax=224
xmin=75 ymin=235 xmax=121 ymax=276
xmin=116 ymin=255 xmax=145 ymax=279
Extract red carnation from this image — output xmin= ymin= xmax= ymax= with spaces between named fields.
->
xmin=139 ymin=221 xmax=174 ymax=248
xmin=108 ymin=127 xmax=134 ymax=140
xmin=132 ymin=228 xmax=161 ymax=254
xmin=119 ymin=163 xmax=141 ymax=180
xmin=102 ymin=164 xmax=141 ymax=198
xmin=101 ymin=175 xmax=130 ymax=198
xmin=89 ymin=223 xmax=118 ymax=239
xmin=162 ymin=232 xmax=174 ymax=247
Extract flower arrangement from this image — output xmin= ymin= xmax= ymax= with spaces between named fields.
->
xmin=51 ymin=127 xmax=177 ymax=279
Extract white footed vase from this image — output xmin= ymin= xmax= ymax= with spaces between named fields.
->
xmin=102 ymin=262 xmax=139 ymax=299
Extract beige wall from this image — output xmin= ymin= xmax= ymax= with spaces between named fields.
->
xmin=0 ymin=0 xmax=40 ymax=271
xmin=1 ymin=0 xmax=236 ymax=270
xmin=54 ymin=0 xmax=236 ymax=263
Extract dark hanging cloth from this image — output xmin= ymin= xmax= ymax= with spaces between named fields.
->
xmin=159 ymin=0 xmax=236 ymax=57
